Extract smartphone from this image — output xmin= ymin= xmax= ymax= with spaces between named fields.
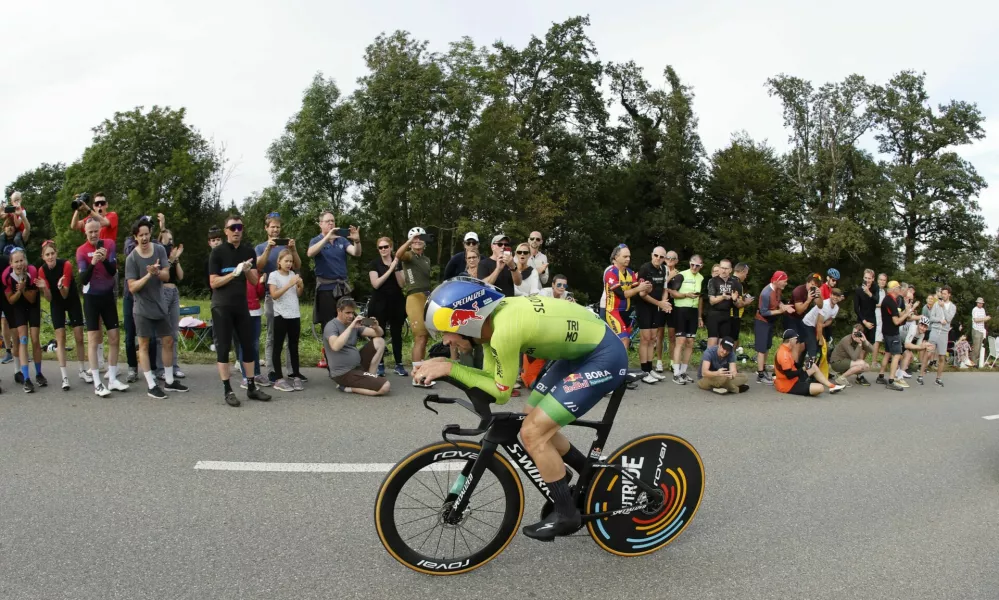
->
xmin=359 ymin=317 xmax=376 ymax=327
xmin=273 ymin=238 xmax=290 ymax=246
xmin=335 ymin=227 xmax=350 ymax=237
xmin=3 ymin=205 xmax=15 ymax=214
xmin=95 ymin=239 xmax=104 ymax=250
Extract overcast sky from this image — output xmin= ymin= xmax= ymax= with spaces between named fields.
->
xmin=3 ymin=0 xmax=997 ymax=231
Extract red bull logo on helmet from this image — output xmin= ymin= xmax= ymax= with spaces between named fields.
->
xmin=433 ymin=305 xmax=484 ymax=333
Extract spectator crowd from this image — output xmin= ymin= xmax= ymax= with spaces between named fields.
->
xmin=1 ymin=189 xmax=996 ymax=406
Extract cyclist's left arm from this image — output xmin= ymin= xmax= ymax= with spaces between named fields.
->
xmin=449 ymin=340 xmax=518 ymax=405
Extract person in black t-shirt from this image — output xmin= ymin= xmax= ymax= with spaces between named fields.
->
xmin=208 ymin=216 xmax=272 ymax=407
xmin=875 ymin=280 xmax=915 ymax=391
xmin=367 ymin=236 xmax=408 ymax=376
xmin=728 ymin=263 xmax=752 ymax=342
xmin=705 ymin=259 xmax=738 ymax=349
xmin=477 ymin=234 xmax=520 ymax=297
xmin=635 ymin=247 xmax=672 ymax=383
xmin=442 ymin=232 xmax=479 ymax=281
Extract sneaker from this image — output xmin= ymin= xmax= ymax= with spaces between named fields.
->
xmin=289 ymin=372 xmax=308 ymax=383
xmin=336 ymin=384 xmax=349 ymax=393
xmin=126 ymin=369 xmax=138 ymax=384
xmin=164 ymin=380 xmax=189 ymax=393
xmin=147 ymin=385 xmax=167 ymax=399
xmin=886 ymin=382 xmax=905 ymax=392
xmin=894 ymin=378 xmax=910 ymax=389
xmin=856 ymin=375 xmax=871 ymax=387
xmin=108 ymin=378 xmax=130 ymax=392
xmin=247 ymin=387 xmax=272 ymax=401
xmin=672 ymin=374 xmax=686 ymax=385
xmin=291 ymin=377 xmax=304 ymax=391
xmin=655 ymin=360 xmax=664 ymax=373
xmin=394 ymin=364 xmax=409 ymax=377
xmin=935 ymin=378 xmax=944 ymax=387
xmin=79 ymin=369 xmax=93 ymax=383
xmin=738 ymin=384 xmax=750 ymax=393
xmin=225 ymin=391 xmax=240 ymax=407
xmin=711 ymin=387 xmax=729 ymax=395
xmin=253 ymin=374 xmax=272 ymax=387
xmin=875 ymin=374 xmax=887 ymax=386
xmin=61 ymin=377 xmax=71 ymax=391
xmin=377 ymin=364 xmax=385 ymax=377
xmin=901 ymin=370 xmax=913 ymax=379
xmin=317 ymin=358 xmax=328 ymax=369
xmin=23 ymin=379 xmax=34 ymax=393
xmin=522 ymin=509 xmax=582 ymax=541
xmin=36 ymin=373 xmax=48 ymax=387
xmin=917 ymin=375 xmax=924 ymax=385
xmin=834 ymin=375 xmax=848 ymax=386
xmin=828 ymin=384 xmax=846 ymax=394
xmin=94 ymin=383 xmax=111 ymax=398
xmin=682 ymin=373 xmax=695 ymax=384
xmin=1 ymin=352 xmax=12 ymax=364
xmin=757 ymin=372 xmax=773 ymax=385
xmin=14 ymin=372 xmax=23 ymax=384
xmin=239 ymin=378 xmax=249 ymax=389
xmin=173 ymin=368 xmax=186 ymax=379
xmin=650 ymin=370 xmax=668 ymax=381
xmin=641 ymin=372 xmax=658 ymax=385
xmin=259 ymin=357 xmax=267 ymax=368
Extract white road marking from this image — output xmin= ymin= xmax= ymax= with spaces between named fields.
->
xmin=982 ymin=415 xmax=999 ymax=421
xmin=194 ymin=461 xmax=457 ymax=473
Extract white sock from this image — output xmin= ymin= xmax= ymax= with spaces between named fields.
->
xmin=109 ymin=365 xmax=118 ymax=381
xmin=144 ymin=371 xmax=156 ymax=388
xmin=92 ymin=369 xmax=101 ymax=389
xmin=681 ymin=364 xmax=688 ymax=374
xmin=97 ymin=344 xmax=104 ymax=362
xmin=60 ymin=366 xmax=68 ymax=379
xmin=165 ymin=368 xmax=174 ymax=385
xmin=413 ymin=361 xmax=422 ymax=373
xmin=672 ymin=364 xmax=680 ymax=376
xmin=13 ymin=356 xmax=20 ymax=370
xmin=79 ymin=361 xmax=86 ymax=372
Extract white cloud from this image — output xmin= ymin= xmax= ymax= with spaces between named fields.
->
xmin=2 ymin=0 xmax=996 ymax=232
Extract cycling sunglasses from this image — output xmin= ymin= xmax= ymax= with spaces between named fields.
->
xmin=227 ymin=223 xmax=244 ymax=232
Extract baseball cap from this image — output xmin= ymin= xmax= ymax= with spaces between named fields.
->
xmin=976 ymin=297 xmax=985 ymax=303
xmin=491 ymin=234 xmax=510 ymax=245
xmin=782 ymin=328 xmax=798 ymax=340
xmin=464 ymin=232 xmax=479 ymax=243
xmin=887 ymin=280 xmax=901 ymax=290
xmin=771 ymin=271 xmax=788 ymax=283
xmin=720 ymin=337 xmax=736 ymax=351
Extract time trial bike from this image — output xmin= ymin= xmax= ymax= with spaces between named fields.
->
xmin=374 ymin=376 xmax=704 ymax=575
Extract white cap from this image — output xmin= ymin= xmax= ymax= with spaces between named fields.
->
xmin=464 ymin=232 xmax=479 ymax=242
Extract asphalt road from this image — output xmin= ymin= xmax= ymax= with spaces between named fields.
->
xmin=2 ymin=366 xmax=998 ymax=600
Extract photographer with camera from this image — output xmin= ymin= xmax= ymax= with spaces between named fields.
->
xmin=830 ymin=324 xmax=874 ymax=387
xmin=323 ymin=297 xmax=390 ymax=396
xmin=255 ymin=212 xmax=299 ymax=379
xmin=76 ymin=218 xmax=128 ymax=397
xmin=1 ymin=192 xmax=30 ymax=250
xmin=70 ymin=192 xmax=118 ymax=242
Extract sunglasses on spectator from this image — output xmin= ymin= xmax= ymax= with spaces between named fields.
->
xmin=496 ymin=242 xmax=510 ymax=248
xmin=555 ymin=283 xmax=566 ymax=288
xmin=529 ymin=237 xmax=542 ymax=242
xmin=227 ymin=224 xmax=243 ymax=232
xmin=516 ymin=250 xmax=529 ymax=255
xmin=377 ymin=245 xmax=390 ymax=250
xmin=94 ymin=200 xmax=107 ymax=206
xmin=267 ymin=212 xmax=280 ymax=218
xmin=653 ymin=253 xmax=665 ymax=259
xmin=464 ymin=240 xmax=478 ymax=245
xmin=666 ymin=256 xmax=678 ymax=260
xmin=690 ymin=263 xmax=703 ymax=268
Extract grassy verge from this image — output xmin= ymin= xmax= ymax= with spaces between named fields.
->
xmin=12 ymin=298 xmax=983 ymax=375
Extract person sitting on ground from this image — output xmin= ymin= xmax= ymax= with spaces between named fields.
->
xmin=323 ymin=297 xmax=390 ymax=396
xmin=830 ymin=323 xmax=874 ymax=387
xmin=953 ymin=335 xmax=973 ymax=368
xmin=697 ymin=336 xmax=749 ymax=395
xmin=774 ymin=329 xmax=845 ymax=397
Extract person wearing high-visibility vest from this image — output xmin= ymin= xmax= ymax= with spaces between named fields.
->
xmin=666 ymin=255 xmax=705 ymax=385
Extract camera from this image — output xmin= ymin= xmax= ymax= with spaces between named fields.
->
xmin=71 ymin=192 xmax=91 ymax=211
xmin=3 ymin=205 xmax=15 ymax=214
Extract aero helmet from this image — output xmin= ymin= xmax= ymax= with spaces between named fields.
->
xmin=424 ymin=277 xmax=504 ymax=339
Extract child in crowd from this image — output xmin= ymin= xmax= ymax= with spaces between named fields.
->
xmin=268 ymin=249 xmax=306 ymax=392
xmin=238 ymin=274 xmax=270 ymax=389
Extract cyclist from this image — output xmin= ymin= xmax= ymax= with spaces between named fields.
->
xmin=604 ymin=244 xmax=651 ymax=350
xmin=413 ymin=277 xmax=628 ymax=541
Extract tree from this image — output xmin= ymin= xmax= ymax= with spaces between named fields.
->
xmin=868 ymin=70 xmax=988 ymax=269
xmin=267 ymin=73 xmax=356 ymax=216
xmin=4 ymin=162 xmax=66 ymax=255
xmin=53 ymin=106 xmax=219 ymax=289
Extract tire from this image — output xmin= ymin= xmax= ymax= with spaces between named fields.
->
xmin=585 ymin=433 xmax=704 ymax=557
xmin=375 ymin=441 xmax=524 ymax=575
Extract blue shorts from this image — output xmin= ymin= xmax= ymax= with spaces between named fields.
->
xmin=802 ymin=324 xmax=819 ymax=358
xmin=526 ymin=327 xmax=628 ymax=426
xmin=753 ymin=319 xmax=775 ymax=354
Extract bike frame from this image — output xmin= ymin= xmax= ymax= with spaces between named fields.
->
xmin=423 ymin=379 xmax=664 ymax=526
